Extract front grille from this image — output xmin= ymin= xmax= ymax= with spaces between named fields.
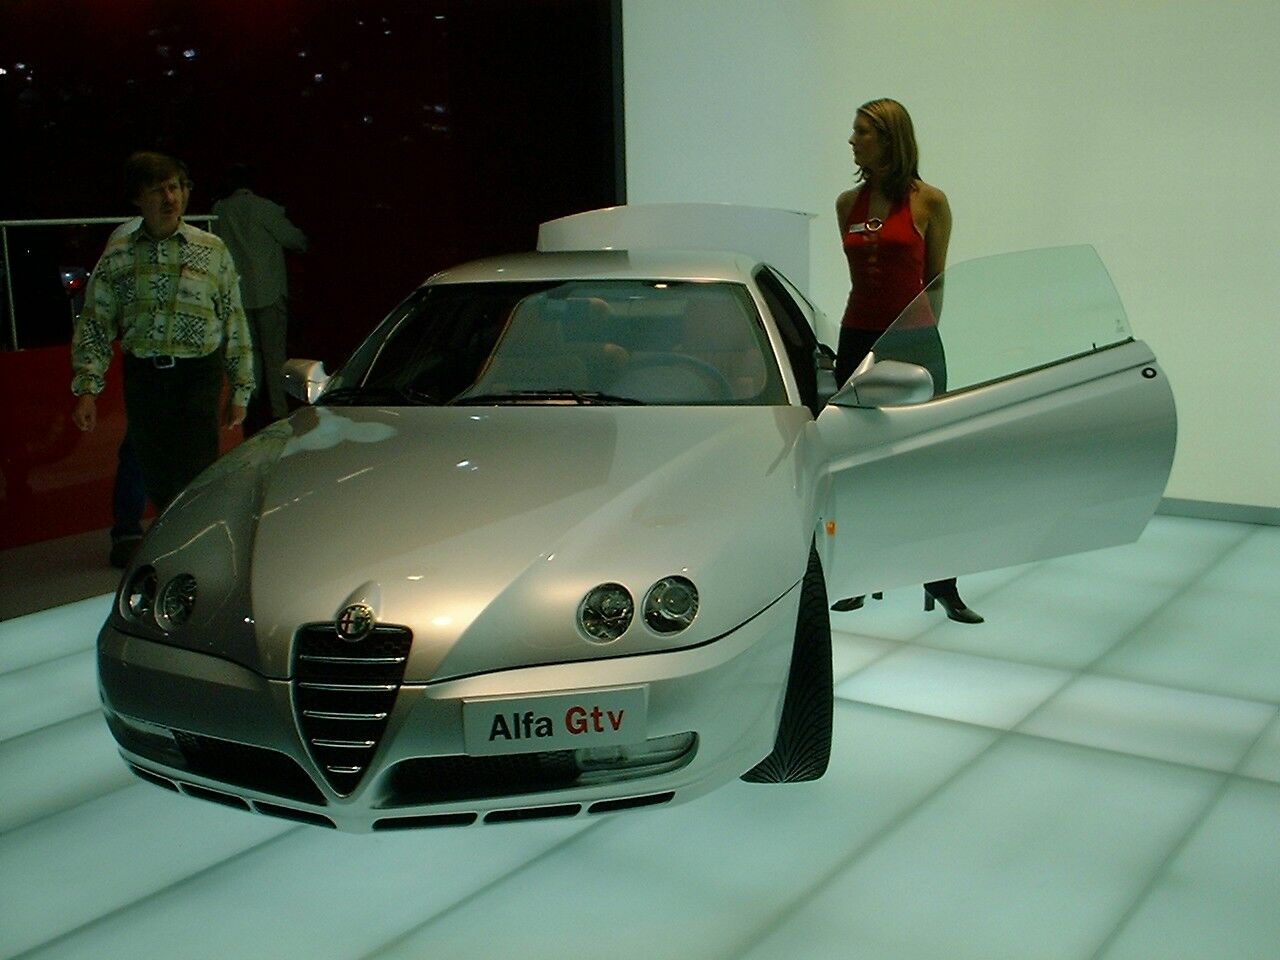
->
xmin=292 ymin=623 xmax=413 ymax=795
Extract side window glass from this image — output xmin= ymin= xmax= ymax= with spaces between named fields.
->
xmin=872 ymin=245 xmax=1133 ymax=396
xmin=754 ymin=267 xmax=818 ymax=411
xmin=768 ymin=267 xmax=826 ymax=350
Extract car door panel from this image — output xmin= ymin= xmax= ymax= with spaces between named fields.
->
xmin=815 ymin=339 xmax=1176 ymax=595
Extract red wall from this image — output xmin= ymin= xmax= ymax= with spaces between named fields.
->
xmin=0 ymin=345 xmax=127 ymax=547
xmin=0 ymin=345 xmax=244 ymax=548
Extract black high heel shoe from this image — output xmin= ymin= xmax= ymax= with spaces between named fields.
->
xmin=831 ymin=592 xmax=883 ymax=612
xmin=923 ymin=583 xmax=984 ymax=624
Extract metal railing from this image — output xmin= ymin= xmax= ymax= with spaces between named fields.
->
xmin=1 ymin=215 xmax=216 ymax=350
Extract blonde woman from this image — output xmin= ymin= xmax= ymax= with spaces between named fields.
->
xmin=831 ymin=98 xmax=982 ymax=624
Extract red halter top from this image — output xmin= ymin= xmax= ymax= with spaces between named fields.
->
xmin=840 ymin=187 xmax=934 ymax=331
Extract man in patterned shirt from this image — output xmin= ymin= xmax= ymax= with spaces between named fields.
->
xmin=70 ymin=151 xmax=255 ymax=512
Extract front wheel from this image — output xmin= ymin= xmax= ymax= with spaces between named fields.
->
xmin=741 ymin=544 xmax=833 ymax=783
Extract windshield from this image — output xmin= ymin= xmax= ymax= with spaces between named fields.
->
xmin=870 ymin=245 xmax=1133 ymax=396
xmin=321 ymin=279 xmax=787 ymax=406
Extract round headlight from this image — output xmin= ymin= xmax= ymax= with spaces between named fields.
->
xmin=644 ymin=576 xmax=699 ymax=633
xmin=122 ymin=567 xmax=158 ymax=621
xmin=156 ymin=574 xmax=198 ymax=629
xmin=578 ymin=583 xmax=634 ymax=643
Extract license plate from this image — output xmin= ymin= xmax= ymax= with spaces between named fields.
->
xmin=463 ymin=686 xmax=647 ymax=756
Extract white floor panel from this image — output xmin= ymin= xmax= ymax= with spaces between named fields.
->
xmin=1096 ymin=778 xmax=1280 ymax=960
xmin=830 ymin=630 xmax=898 ymax=684
xmin=0 ymin=651 xmax=100 ymax=742
xmin=0 ymin=595 xmax=108 ymax=671
xmin=737 ymin=737 xmax=1223 ymax=960
xmin=16 ymin=816 xmax=593 ymax=960
xmin=2 ymin=515 xmax=1278 ymax=959
xmin=364 ymin=703 xmax=997 ymax=960
xmin=1096 ymin=528 xmax=1280 ymax=703
xmin=0 ymin=713 xmax=136 ymax=833
xmin=835 ymin=645 xmax=1068 ymax=729
xmin=1207 ymin=525 xmax=1280 ymax=599
xmin=1019 ymin=674 xmax=1275 ymax=774
xmin=0 ymin=787 xmax=294 ymax=959
xmin=1049 ymin=515 xmax=1253 ymax=590
xmin=1238 ymin=709 xmax=1280 ymax=784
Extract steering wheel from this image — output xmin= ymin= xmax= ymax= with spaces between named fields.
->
xmin=615 ymin=353 xmax=734 ymax=402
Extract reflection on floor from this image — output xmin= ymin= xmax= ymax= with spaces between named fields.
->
xmin=1 ymin=516 xmax=1278 ymax=960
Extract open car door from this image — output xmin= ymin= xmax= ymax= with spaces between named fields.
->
xmin=815 ymin=245 xmax=1176 ymax=595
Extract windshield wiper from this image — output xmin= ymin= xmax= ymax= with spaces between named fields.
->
xmin=317 ymin=386 xmax=438 ymax=406
xmin=452 ymin=390 xmax=643 ymax=406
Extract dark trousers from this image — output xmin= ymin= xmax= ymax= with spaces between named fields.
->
xmin=834 ymin=325 xmax=958 ymax=600
xmin=110 ymin=432 xmax=146 ymax=542
xmin=122 ymin=352 xmax=223 ymax=511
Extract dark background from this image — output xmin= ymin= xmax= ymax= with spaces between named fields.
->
xmin=0 ymin=0 xmax=624 ymax=365
xmin=0 ymin=0 xmax=624 ymax=548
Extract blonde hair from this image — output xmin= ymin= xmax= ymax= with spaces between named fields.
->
xmin=855 ymin=98 xmax=920 ymax=202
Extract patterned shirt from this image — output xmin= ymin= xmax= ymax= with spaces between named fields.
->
xmin=71 ymin=220 xmax=256 ymax=406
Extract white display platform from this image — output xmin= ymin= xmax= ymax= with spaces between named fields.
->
xmin=3 ymin=517 xmax=1279 ymax=959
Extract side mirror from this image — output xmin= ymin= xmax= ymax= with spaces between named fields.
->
xmin=831 ymin=359 xmax=934 ymax=408
xmin=282 ymin=359 xmax=330 ymax=405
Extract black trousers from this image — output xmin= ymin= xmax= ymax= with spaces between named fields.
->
xmin=834 ymin=325 xmax=958 ymax=600
xmin=122 ymin=352 xmax=223 ymax=511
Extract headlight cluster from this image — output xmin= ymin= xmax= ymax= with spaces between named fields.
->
xmin=643 ymin=576 xmax=699 ymax=633
xmin=120 ymin=567 xmax=198 ymax=632
xmin=578 ymin=583 xmax=633 ymax=644
xmin=124 ymin=567 xmax=158 ymax=620
xmin=577 ymin=576 xmax=699 ymax=643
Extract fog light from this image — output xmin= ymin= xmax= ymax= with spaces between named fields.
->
xmin=157 ymin=574 xmax=198 ymax=629
xmin=644 ymin=576 xmax=698 ymax=633
xmin=575 ymin=732 xmax=697 ymax=782
xmin=578 ymin=583 xmax=633 ymax=643
xmin=122 ymin=567 xmax=158 ymax=622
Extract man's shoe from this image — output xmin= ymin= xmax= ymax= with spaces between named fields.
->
xmin=109 ymin=536 xmax=142 ymax=569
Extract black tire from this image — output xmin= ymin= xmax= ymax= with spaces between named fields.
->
xmin=741 ymin=544 xmax=833 ymax=783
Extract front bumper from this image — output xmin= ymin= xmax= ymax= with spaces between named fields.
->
xmin=98 ymin=583 xmax=800 ymax=832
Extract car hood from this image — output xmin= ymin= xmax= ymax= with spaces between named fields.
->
xmin=232 ymin=404 xmax=816 ymax=680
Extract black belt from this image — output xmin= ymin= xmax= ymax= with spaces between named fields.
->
xmin=125 ymin=352 xmax=217 ymax=370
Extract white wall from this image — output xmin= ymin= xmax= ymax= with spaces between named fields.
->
xmin=622 ymin=0 xmax=1280 ymax=509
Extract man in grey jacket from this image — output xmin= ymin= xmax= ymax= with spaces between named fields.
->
xmin=212 ymin=165 xmax=307 ymax=433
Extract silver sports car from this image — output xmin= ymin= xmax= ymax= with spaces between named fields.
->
xmin=97 ymin=243 xmax=1176 ymax=832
